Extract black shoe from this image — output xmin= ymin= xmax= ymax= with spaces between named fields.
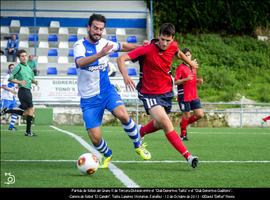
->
xmin=24 ymin=132 xmax=37 ymax=137
xmin=187 ymin=156 xmax=199 ymax=168
xmin=0 ymin=107 xmax=8 ymax=116
xmin=180 ymin=135 xmax=189 ymax=141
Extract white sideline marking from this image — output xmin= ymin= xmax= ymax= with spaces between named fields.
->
xmin=50 ymin=125 xmax=139 ymax=188
xmin=2 ymin=160 xmax=270 ymax=164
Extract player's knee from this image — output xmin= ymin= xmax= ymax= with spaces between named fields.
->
xmin=116 ymin=111 xmax=129 ymax=123
xmin=196 ymin=111 xmax=204 ymax=119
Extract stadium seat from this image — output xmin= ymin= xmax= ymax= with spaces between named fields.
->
xmin=37 ymin=56 xmax=48 ymax=64
xmin=126 ymin=36 xmax=137 ymax=43
xmin=47 ymin=67 xmax=58 ymax=75
xmin=77 ymin=28 xmax=87 ymax=35
xmin=10 ymin=20 xmax=20 ymax=33
xmin=19 ymin=27 xmax=29 ymax=35
xmin=1 ymin=55 xmax=7 ymax=63
xmin=48 ymin=34 xmax=58 ymax=42
xmin=68 ymin=35 xmax=78 ymax=42
xmin=39 ymin=41 xmax=49 ymax=48
xmin=58 ymin=56 xmax=69 ymax=64
xmin=109 ymin=52 xmax=118 ymax=58
xmin=67 ymin=67 xmax=77 ymax=75
xmin=116 ymin=28 xmax=126 ymax=35
xmin=1 ymin=26 xmax=10 ymax=34
xmin=10 ymin=20 xmax=20 ymax=27
xmin=107 ymin=35 xmax=117 ymax=42
xmin=128 ymin=67 xmax=137 ymax=76
xmin=102 ymin=28 xmax=107 ymax=36
xmin=28 ymin=34 xmax=39 ymax=42
xmin=58 ymin=41 xmax=69 ymax=49
xmin=39 ymin=27 xmax=49 ymax=35
xmin=58 ymin=27 xmax=69 ymax=35
xmin=50 ymin=21 xmax=60 ymax=28
xmin=1 ymin=40 xmax=7 ymax=48
xmin=19 ymin=41 xmax=29 ymax=48
xmin=48 ymin=49 xmax=58 ymax=56
xmin=68 ymin=49 xmax=74 ymax=57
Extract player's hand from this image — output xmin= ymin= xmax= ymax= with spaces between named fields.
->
xmin=11 ymin=90 xmax=17 ymax=95
xmin=191 ymin=59 xmax=198 ymax=69
xmin=197 ymin=77 xmax=203 ymax=84
xmin=99 ymin=43 xmax=114 ymax=57
xmin=143 ymin=40 xmax=150 ymax=46
xmin=34 ymin=80 xmax=38 ymax=85
xmin=20 ymin=80 xmax=26 ymax=86
xmin=123 ymin=76 xmax=136 ymax=91
xmin=186 ymin=75 xmax=194 ymax=81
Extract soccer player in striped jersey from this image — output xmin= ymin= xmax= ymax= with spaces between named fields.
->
xmin=175 ymin=48 xmax=204 ymax=141
xmin=73 ymin=14 xmax=151 ymax=169
xmin=117 ymin=23 xmax=199 ymax=168
xmin=1 ymin=64 xmax=18 ymax=131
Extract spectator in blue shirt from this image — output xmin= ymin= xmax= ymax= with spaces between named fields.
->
xmin=5 ymin=34 xmax=19 ymax=62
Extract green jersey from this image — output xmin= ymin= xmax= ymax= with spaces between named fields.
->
xmin=9 ymin=63 xmax=35 ymax=89
xmin=27 ymin=60 xmax=37 ymax=70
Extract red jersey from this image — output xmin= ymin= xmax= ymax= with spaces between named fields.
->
xmin=128 ymin=40 xmax=179 ymax=95
xmin=174 ymin=63 xmax=198 ymax=102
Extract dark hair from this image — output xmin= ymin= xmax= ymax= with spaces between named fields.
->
xmin=159 ymin=23 xmax=175 ymax=37
xmin=17 ymin=49 xmax=27 ymax=57
xmin=8 ymin=63 xmax=15 ymax=70
xmin=88 ymin=14 xmax=106 ymax=26
xmin=182 ymin=48 xmax=191 ymax=55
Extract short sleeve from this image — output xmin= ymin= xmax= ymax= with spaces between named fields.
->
xmin=128 ymin=45 xmax=148 ymax=60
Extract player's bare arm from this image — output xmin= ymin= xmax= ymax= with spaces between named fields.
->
xmin=177 ymin=50 xmax=198 ymax=69
xmin=9 ymin=79 xmax=26 ymax=86
xmin=117 ymin=54 xmax=136 ymax=91
xmin=1 ymin=85 xmax=16 ymax=95
xmin=76 ymin=43 xmax=114 ymax=67
xmin=175 ymin=75 xmax=194 ymax=85
xmin=121 ymin=42 xmax=139 ymax=52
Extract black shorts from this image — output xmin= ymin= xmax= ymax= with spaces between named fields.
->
xmin=18 ymin=87 xmax=33 ymax=110
xmin=138 ymin=91 xmax=173 ymax=115
xmin=178 ymin=98 xmax=202 ymax=112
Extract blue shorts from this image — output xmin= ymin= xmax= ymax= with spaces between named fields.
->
xmin=138 ymin=91 xmax=173 ymax=114
xmin=1 ymin=98 xmax=17 ymax=109
xmin=80 ymin=87 xmax=124 ymax=129
xmin=178 ymin=98 xmax=202 ymax=112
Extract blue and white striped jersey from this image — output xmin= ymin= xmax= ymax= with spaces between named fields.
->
xmin=73 ymin=38 xmax=121 ymax=98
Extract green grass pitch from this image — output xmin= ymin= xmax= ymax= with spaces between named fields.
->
xmin=1 ymin=125 xmax=270 ymax=188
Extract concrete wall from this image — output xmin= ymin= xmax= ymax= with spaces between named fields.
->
xmin=51 ymin=106 xmax=270 ymax=128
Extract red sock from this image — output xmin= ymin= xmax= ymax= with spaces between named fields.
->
xmin=165 ymin=130 xmax=190 ymax=160
xmin=188 ymin=115 xmax=198 ymax=124
xmin=263 ymin=116 xmax=270 ymax=122
xmin=140 ymin=120 xmax=160 ymax=137
xmin=180 ymin=118 xmax=189 ymax=136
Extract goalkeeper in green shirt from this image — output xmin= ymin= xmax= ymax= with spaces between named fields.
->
xmin=1 ymin=49 xmax=38 ymax=136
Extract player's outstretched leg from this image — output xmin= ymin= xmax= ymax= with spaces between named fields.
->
xmin=166 ymin=130 xmax=199 ymax=168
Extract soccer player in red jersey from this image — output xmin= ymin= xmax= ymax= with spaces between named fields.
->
xmin=117 ymin=23 xmax=199 ymax=168
xmin=175 ymin=48 xmax=204 ymax=141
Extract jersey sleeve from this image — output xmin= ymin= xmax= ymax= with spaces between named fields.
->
xmin=2 ymin=74 xmax=9 ymax=87
xmin=128 ymin=45 xmax=148 ymax=60
xmin=73 ymin=41 xmax=85 ymax=60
